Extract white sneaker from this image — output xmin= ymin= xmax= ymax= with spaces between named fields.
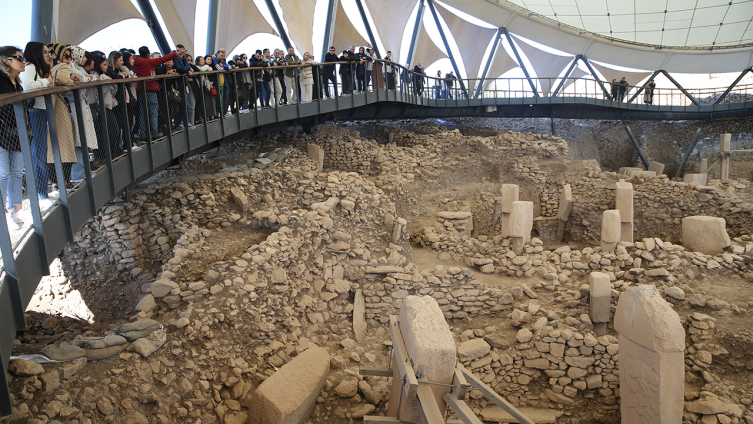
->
xmin=9 ymin=211 xmax=23 ymax=226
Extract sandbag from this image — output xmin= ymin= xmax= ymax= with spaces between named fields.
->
xmin=128 ymin=329 xmax=166 ymax=358
xmin=40 ymin=345 xmax=87 ymax=362
xmin=84 ymin=345 xmax=125 ymax=361
xmin=115 ymin=319 xmax=163 ymax=341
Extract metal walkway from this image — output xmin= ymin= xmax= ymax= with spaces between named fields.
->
xmin=0 ymin=61 xmax=752 ymax=415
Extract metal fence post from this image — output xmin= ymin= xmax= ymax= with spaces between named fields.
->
xmin=43 ymin=95 xmax=73 ymax=241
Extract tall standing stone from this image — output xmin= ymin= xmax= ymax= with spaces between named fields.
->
xmin=699 ymin=158 xmax=708 ymax=173
xmin=392 ymin=218 xmax=407 ymax=243
xmin=499 ymin=184 xmax=519 ymax=237
xmin=615 ymin=180 xmax=633 ymax=242
xmin=589 ymin=272 xmax=611 ymax=336
xmin=353 ymin=289 xmax=366 ymax=342
xmin=556 ymin=184 xmax=572 ymax=242
xmin=306 ymin=144 xmax=324 ymax=173
xmin=509 ymin=201 xmax=533 ymax=255
xmin=386 ymin=296 xmax=456 ymax=423
xmin=720 ymin=133 xmax=731 ymax=179
xmin=614 ymin=285 xmax=684 ymax=424
xmin=600 ymin=210 xmax=621 ymax=253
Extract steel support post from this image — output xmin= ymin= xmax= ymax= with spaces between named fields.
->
xmin=207 ymin=0 xmax=221 ymax=55
xmin=474 ymin=29 xmax=503 ymax=99
xmin=502 ymin=29 xmax=538 ymax=97
xmin=623 ymin=121 xmax=649 ymax=170
xmin=551 ymin=57 xmax=579 ymax=97
xmin=321 ymin=0 xmax=338 ymax=61
xmin=406 ymin=0 xmax=425 ymax=67
xmin=354 ymin=0 xmax=381 ymax=58
xmin=581 ymin=55 xmax=612 ymax=99
xmin=551 ymin=117 xmax=557 ymax=136
xmin=43 ymin=95 xmax=73 ymax=240
xmin=426 ymin=0 xmax=467 ymax=98
xmin=628 ymin=70 xmax=661 ymax=104
xmin=661 ymin=70 xmax=699 ymax=105
xmin=72 ymin=90 xmax=97 ymax=216
xmin=714 ymin=68 xmax=752 ymax=104
xmin=31 ymin=0 xmax=54 ymax=43
xmin=136 ymin=0 xmax=171 ymax=54
xmin=675 ymin=120 xmax=708 ymax=178
xmin=264 ymin=0 xmax=293 ymax=51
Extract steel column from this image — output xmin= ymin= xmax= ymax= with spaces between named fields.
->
xmin=551 ymin=57 xmax=579 ymax=98
xmin=406 ymin=0 xmax=425 ymax=67
xmin=627 ymin=70 xmax=661 ymax=104
xmin=581 ymin=56 xmax=612 ymax=99
xmin=623 ymin=121 xmax=649 ymax=170
xmin=661 ymin=70 xmax=699 ymax=105
xmin=31 ymin=0 xmax=54 ymax=43
xmin=44 ymin=95 xmax=73 ymax=240
xmin=474 ymin=29 xmax=503 ymax=99
xmin=502 ymin=28 xmax=538 ymax=97
xmin=135 ymin=0 xmax=171 ymax=55
xmin=675 ymin=121 xmax=708 ymax=178
xmin=72 ymin=90 xmax=97 ymax=216
xmin=426 ymin=0 xmax=468 ymax=98
xmin=97 ymin=86 xmax=116 ymax=195
xmin=714 ymin=68 xmax=752 ymax=104
xmin=551 ymin=117 xmax=557 ymax=137
xmin=207 ymin=0 xmax=221 ymax=54
xmin=264 ymin=0 xmax=293 ymax=51
xmin=321 ymin=0 xmax=338 ymax=61
xmin=354 ymin=0 xmax=381 ymax=59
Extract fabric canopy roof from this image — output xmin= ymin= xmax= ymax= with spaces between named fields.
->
xmin=154 ymin=0 xmax=196 ymax=54
xmin=589 ymin=61 xmax=652 ymax=88
xmin=412 ymin=22 xmax=446 ymax=69
xmin=363 ymin=0 xmax=418 ymax=60
xmin=484 ymin=42 xmax=519 ymax=89
xmin=560 ymin=66 xmax=588 ymax=94
xmin=512 ymin=35 xmax=573 ymax=96
xmin=433 ymin=1 xmax=497 ymax=80
xmin=56 ymin=0 xmax=144 ymax=45
xmin=332 ymin=0 xmax=370 ymax=52
xmin=216 ymin=1 xmax=277 ymax=55
xmin=279 ymin=0 xmax=316 ymax=56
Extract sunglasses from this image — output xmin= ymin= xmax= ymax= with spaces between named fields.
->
xmin=7 ymin=55 xmax=26 ymax=62
xmin=62 ymin=53 xmax=71 ymax=59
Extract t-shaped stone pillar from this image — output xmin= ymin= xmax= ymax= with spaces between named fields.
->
xmin=386 ymin=296 xmax=456 ymax=423
xmin=615 ymin=179 xmax=633 ymax=242
xmin=720 ymin=133 xmax=731 ymax=179
xmin=392 ymin=218 xmax=407 ymax=244
xmin=601 ymin=209 xmax=621 ymax=253
xmin=499 ymin=184 xmax=519 ymax=237
xmin=614 ymin=285 xmax=684 ymax=424
xmin=589 ymin=272 xmax=611 ymax=336
xmin=556 ymin=184 xmax=572 ymax=242
xmin=509 ymin=201 xmax=533 ymax=255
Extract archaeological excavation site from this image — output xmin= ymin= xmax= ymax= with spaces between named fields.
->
xmin=3 ymin=117 xmax=753 ymax=424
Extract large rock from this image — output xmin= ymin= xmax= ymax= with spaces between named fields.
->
xmin=150 ymin=279 xmax=179 ymax=298
xmin=614 ymin=285 xmax=684 ymax=424
xmin=353 ymin=289 xmax=366 ymax=342
xmin=386 ymin=296 xmax=456 ymax=424
xmin=557 ymin=184 xmax=572 ymax=221
xmin=247 ymin=346 xmax=330 ymax=424
xmin=684 ymin=173 xmax=708 ymax=185
xmin=682 ymin=216 xmax=731 ymax=255
xmin=9 ymin=359 xmax=44 ymax=376
xmin=509 ymin=201 xmax=533 ymax=243
xmin=457 ymin=338 xmax=491 ymax=362
xmin=589 ymin=272 xmax=611 ymax=323
xmin=231 ymin=187 xmax=249 ymax=212
xmin=601 ymin=210 xmax=621 ymax=244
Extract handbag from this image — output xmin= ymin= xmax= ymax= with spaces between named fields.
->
xmin=209 ymin=86 xmax=218 ymax=96
xmin=169 ymin=86 xmax=181 ymax=103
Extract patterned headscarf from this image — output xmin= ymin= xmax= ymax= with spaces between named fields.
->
xmin=48 ymin=43 xmax=70 ymax=67
xmin=70 ymin=46 xmax=86 ymax=66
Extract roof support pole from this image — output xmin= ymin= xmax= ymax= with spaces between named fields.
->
xmin=264 ymin=0 xmax=293 ymax=51
xmin=206 ymin=0 xmax=221 ymax=54
xmin=623 ymin=121 xmax=649 ymax=170
xmin=502 ymin=28 xmax=538 ymax=97
xmin=661 ymin=70 xmax=699 ymax=105
xmin=551 ymin=56 xmax=580 ymax=97
xmin=714 ymin=68 xmax=752 ymax=104
xmin=320 ymin=0 xmax=338 ymax=60
xmin=473 ymin=29 xmax=503 ymax=99
xmin=135 ymin=0 xmax=171 ymax=54
xmin=675 ymin=120 xmax=708 ymax=178
xmin=580 ymin=55 xmax=612 ymax=99
xmin=426 ymin=0 xmax=467 ymax=98
xmin=354 ymin=0 xmax=381 ymax=58
xmin=31 ymin=0 xmax=54 ymax=43
xmin=406 ymin=0 xmax=425 ymax=67
xmin=627 ymin=70 xmax=661 ymax=104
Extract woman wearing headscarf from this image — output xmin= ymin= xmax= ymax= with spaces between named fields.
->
xmin=23 ymin=41 xmax=54 ymax=209
xmin=196 ymin=56 xmax=216 ymax=120
xmin=68 ymin=46 xmax=98 ymax=182
xmin=47 ymin=43 xmax=78 ymax=185
xmin=93 ymin=54 xmax=124 ymax=160
xmin=121 ymin=51 xmax=139 ymax=138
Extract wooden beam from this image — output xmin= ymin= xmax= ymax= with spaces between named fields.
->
xmin=416 ymin=379 xmax=448 ymax=424
xmin=360 ymin=367 xmax=394 ymax=377
xmin=443 ymin=393 xmax=484 ymax=424
xmin=389 ymin=315 xmax=418 ymax=399
xmin=364 ymin=417 xmax=464 ymax=424
xmin=458 ymin=364 xmax=535 ymax=424
xmin=451 ymin=367 xmax=469 ymax=400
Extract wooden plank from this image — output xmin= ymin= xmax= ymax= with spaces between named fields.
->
xmin=458 ymin=364 xmax=535 ymax=424
xmin=388 ymin=315 xmax=418 ymax=399
xmin=363 ymin=417 xmax=464 ymax=424
xmin=452 ymin=367 xmax=469 ymax=400
xmin=360 ymin=367 xmax=394 ymax=377
xmin=443 ymin=393 xmax=485 ymax=424
xmin=416 ymin=379 xmax=448 ymax=424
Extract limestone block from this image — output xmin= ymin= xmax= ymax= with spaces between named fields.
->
xmin=457 ymin=338 xmax=491 ymax=362
xmin=614 ymin=180 xmax=633 ymax=224
xmin=682 ymin=216 xmax=731 ymax=255
xmin=684 ymin=173 xmax=708 ymax=185
xmin=589 ymin=272 xmax=611 ymax=324
xmin=509 ymin=201 xmax=533 ymax=243
xmin=231 ymin=187 xmax=249 ymax=213
xmin=720 ymin=133 xmax=731 ymax=152
xmin=353 ymin=289 xmax=366 ymax=342
xmin=619 ymin=167 xmax=643 ymax=176
xmin=386 ymin=296 xmax=456 ymax=424
xmin=614 ymin=285 xmax=684 ymax=424
xmin=499 ymin=184 xmax=519 ymax=213
xmin=557 ymin=184 xmax=572 ymax=222
xmin=601 ymin=210 xmax=621 ymax=244
xmin=648 ymin=161 xmax=665 ymax=175
xmin=247 ymin=346 xmax=330 ymax=424
xmin=306 ymin=144 xmax=324 ymax=172
xmin=392 ymin=218 xmax=407 ymax=244
xmin=621 ymin=222 xmax=634 ymax=243
xmin=699 ymin=159 xmax=708 ymax=173
xmin=150 ymin=279 xmax=179 ymax=298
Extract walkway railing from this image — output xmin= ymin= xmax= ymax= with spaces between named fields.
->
xmin=0 ymin=59 xmax=752 ymax=415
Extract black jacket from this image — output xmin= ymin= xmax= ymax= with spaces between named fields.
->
xmin=324 ymin=52 xmax=339 ymax=73
xmin=0 ymin=71 xmax=24 ymax=152
xmin=339 ymin=55 xmax=354 ymax=76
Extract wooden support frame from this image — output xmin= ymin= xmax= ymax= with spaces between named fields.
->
xmin=389 ymin=315 xmax=418 ymax=399
xmin=443 ymin=393 xmax=484 ymax=424
xmin=458 ymin=364 xmax=535 ymax=424
xmin=417 ymin=378 xmax=447 ymax=424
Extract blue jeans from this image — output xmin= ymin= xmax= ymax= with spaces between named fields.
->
xmin=0 ymin=148 xmax=23 ymax=209
xmin=139 ymin=92 xmax=159 ymax=137
xmin=261 ymin=81 xmax=271 ymax=106
xmin=29 ymin=108 xmax=49 ymax=200
xmin=366 ymin=70 xmax=372 ymax=89
xmin=71 ymin=147 xmax=86 ymax=181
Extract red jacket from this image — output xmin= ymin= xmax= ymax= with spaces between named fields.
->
xmin=134 ymin=51 xmax=178 ymax=91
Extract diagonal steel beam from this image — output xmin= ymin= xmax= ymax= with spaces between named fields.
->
xmin=581 ymin=56 xmax=612 ymax=99
xmin=264 ymin=0 xmax=293 ymax=51
xmin=474 ymin=28 xmax=503 ymax=99
xmin=714 ymin=68 xmax=752 ymax=104
xmin=321 ymin=0 xmax=338 ymax=61
xmin=661 ymin=70 xmax=699 ymax=105
xmin=502 ymin=29 xmax=538 ymax=97
xmin=426 ymin=0 xmax=468 ymax=98
xmin=406 ymin=0 xmax=425 ymax=67
xmin=207 ymin=0 xmax=221 ymax=54
xmin=623 ymin=121 xmax=650 ymax=170
xmin=628 ymin=70 xmax=661 ymax=104
xmin=551 ymin=56 xmax=580 ymax=97
xmin=136 ymin=0 xmax=171 ymax=54
xmin=675 ymin=120 xmax=708 ymax=178
xmin=354 ymin=0 xmax=381 ymax=59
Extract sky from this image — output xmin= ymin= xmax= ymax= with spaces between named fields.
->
xmin=3 ymin=0 xmax=750 ymax=93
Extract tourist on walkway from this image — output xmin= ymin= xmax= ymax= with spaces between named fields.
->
xmin=323 ymin=46 xmax=338 ymax=97
xmin=270 ymin=49 xmax=286 ymax=106
xmin=23 ymin=42 xmax=54 ymax=209
xmin=133 ymin=46 xmax=181 ymax=139
xmin=618 ymin=77 xmax=628 ymax=102
xmin=644 ymin=80 xmax=656 ymax=105
xmin=300 ymin=52 xmax=316 ymax=103
xmin=413 ymin=63 xmax=425 ymax=96
xmin=339 ymin=50 xmax=355 ymax=95
xmin=610 ymin=79 xmax=618 ymax=100
xmin=0 ymin=46 xmax=27 ymax=226
xmin=384 ymin=51 xmax=396 ymax=90
xmin=284 ymin=47 xmax=301 ymax=104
